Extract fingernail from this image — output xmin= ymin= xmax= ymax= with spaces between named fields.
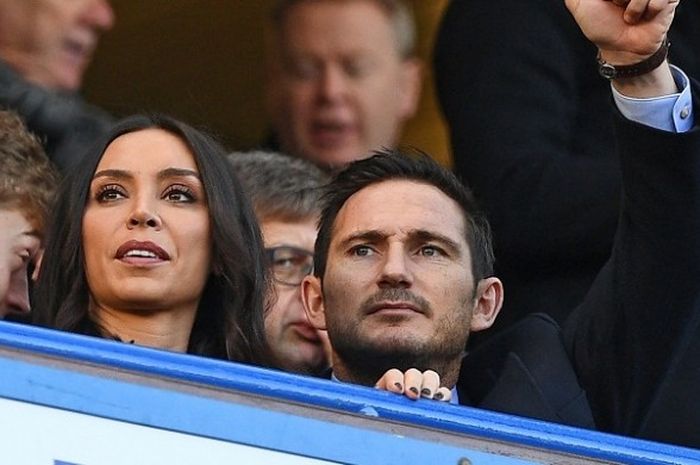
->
xmin=409 ymin=387 xmax=419 ymax=395
xmin=394 ymin=382 xmax=403 ymax=391
xmin=421 ymin=388 xmax=431 ymax=398
xmin=434 ymin=392 xmax=444 ymax=400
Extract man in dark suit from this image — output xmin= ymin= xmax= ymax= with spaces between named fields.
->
xmin=434 ymin=0 xmax=700 ymax=332
xmin=301 ymin=0 xmax=700 ymax=448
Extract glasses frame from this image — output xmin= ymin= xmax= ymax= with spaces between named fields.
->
xmin=265 ymin=245 xmax=314 ymax=287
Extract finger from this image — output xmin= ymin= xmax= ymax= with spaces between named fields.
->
xmin=611 ymin=0 xmax=630 ymax=6
xmin=623 ymin=0 xmax=651 ymax=23
xmin=642 ymin=0 xmax=674 ymax=20
xmin=419 ymin=370 xmax=440 ymax=399
xmin=374 ymin=368 xmax=405 ymax=394
xmin=403 ymin=368 xmax=423 ymax=400
xmin=434 ymin=387 xmax=452 ymax=403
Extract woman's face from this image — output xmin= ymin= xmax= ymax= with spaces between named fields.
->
xmin=82 ymin=128 xmax=212 ymax=315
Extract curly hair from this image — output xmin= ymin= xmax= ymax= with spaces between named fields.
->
xmin=0 ymin=110 xmax=59 ymax=234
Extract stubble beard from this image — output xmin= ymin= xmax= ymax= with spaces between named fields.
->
xmin=326 ymin=288 xmax=471 ymax=387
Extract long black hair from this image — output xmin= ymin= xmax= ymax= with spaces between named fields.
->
xmin=33 ymin=114 xmax=271 ymax=366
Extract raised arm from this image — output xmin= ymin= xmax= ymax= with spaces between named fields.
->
xmin=563 ymin=0 xmax=700 ymax=446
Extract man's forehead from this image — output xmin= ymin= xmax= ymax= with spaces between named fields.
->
xmin=332 ymin=180 xmax=468 ymax=243
xmin=0 ymin=208 xmax=39 ymax=245
xmin=277 ymin=0 xmax=399 ymax=52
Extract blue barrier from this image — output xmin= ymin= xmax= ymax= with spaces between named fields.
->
xmin=1 ymin=320 xmax=698 ymax=465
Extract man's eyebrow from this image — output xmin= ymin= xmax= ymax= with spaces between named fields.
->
xmin=337 ymin=230 xmax=387 ymax=249
xmin=410 ymin=229 xmax=462 ymax=256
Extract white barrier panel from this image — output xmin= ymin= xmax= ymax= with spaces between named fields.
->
xmin=0 ymin=397 xmax=335 ymax=465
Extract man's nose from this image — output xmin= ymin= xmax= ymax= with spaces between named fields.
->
xmin=318 ymin=66 xmax=348 ymax=102
xmin=85 ymin=0 xmax=116 ymax=31
xmin=378 ymin=246 xmax=413 ymax=288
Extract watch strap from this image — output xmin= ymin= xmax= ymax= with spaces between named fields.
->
xmin=597 ymin=37 xmax=670 ymax=80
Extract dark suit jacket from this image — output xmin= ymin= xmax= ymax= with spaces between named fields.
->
xmin=0 ymin=58 xmax=113 ymax=174
xmin=458 ymin=313 xmax=594 ymax=428
xmin=435 ymin=0 xmax=700 ymax=331
xmin=455 ymin=85 xmax=700 ymax=448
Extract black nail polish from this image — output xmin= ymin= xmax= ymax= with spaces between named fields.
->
xmin=409 ymin=387 xmax=419 ymax=395
xmin=394 ymin=382 xmax=403 ymax=391
xmin=434 ymin=392 xmax=444 ymax=400
xmin=421 ymin=388 xmax=431 ymax=397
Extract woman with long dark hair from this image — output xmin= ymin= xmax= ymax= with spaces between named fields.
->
xmin=33 ymin=114 xmax=270 ymax=365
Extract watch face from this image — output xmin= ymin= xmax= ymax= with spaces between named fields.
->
xmin=599 ymin=63 xmax=617 ymax=80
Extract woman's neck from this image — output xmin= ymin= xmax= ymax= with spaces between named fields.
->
xmin=90 ymin=303 xmax=197 ymax=353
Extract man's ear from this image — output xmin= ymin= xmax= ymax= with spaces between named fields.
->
xmin=469 ymin=277 xmax=504 ymax=332
xmin=302 ymin=275 xmax=327 ymax=330
xmin=398 ymin=57 xmax=423 ymax=120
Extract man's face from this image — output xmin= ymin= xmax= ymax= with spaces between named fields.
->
xmin=303 ymin=180 xmax=481 ymax=382
xmin=266 ymin=0 xmax=421 ymax=168
xmin=261 ymin=217 xmax=330 ymax=375
xmin=0 ymin=209 xmax=41 ymax=319
xmin=0 ymin=0 xmax=114 ymax=91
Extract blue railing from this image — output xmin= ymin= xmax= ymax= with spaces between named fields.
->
xmin=1 ymin=319 xmax=698 ymax=465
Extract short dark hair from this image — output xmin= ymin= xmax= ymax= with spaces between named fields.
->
xmin=271 ymin=0 xmax=416 ymax=58
xmin=33 ymin=114 xmax=271 ymax=366
xmin=0 ymin=110 xmax=59 ymax=234
xmin=227 ymin=150 xmax=328 ymax=222
xmin=314 ymin=148 xmax=495 ymax=282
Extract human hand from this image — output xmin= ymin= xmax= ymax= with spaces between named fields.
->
xmin=375 ymin=368 xmax=452 ymax=402
xmin=565 ymin=0 xmax=679 ymax=63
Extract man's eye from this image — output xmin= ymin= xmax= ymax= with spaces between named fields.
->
xmin=343 ymin=59 xmax=372 ymax=79
xmin=286 ymin=58 xmax=318 ymax=80
xmin=351 ymin=245 xmax=374 ymax=257
xmin=274 ymin=257 xmax=296 ymax=268
xmin=419 ymin=246 xmax=444 ymax=258
xmin=96 ymin=184 xmax=126 ymax=202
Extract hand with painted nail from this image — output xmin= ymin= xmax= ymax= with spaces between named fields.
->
xmin=375 ymin=368 xmax=452 ymax=402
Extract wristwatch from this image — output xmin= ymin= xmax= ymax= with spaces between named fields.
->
xmin=597 ymin=37 xmax=670 ymax=80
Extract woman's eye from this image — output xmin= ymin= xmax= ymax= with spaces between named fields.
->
xmin=96 ymin=185 xmax=126 ymax=202
xmin=163 ymin=185 xmax=195 ymax=203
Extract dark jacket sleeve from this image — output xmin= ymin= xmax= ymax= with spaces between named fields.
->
xmin=0 ymin=59 xmax=113 ymax=173
xmin=564 ymin=81 xmax=700 ymax=445
xmin=435 ymin=0 xmax=621 ymax=268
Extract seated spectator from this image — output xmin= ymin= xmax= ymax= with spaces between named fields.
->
xmin=265 ymin=0 xmax=422 ymax=170
xmin=434 ymin=0 xmax=700 ymax=331
xmin=300 ymin=0 xmax=700 ymax=446
xmin=0 ymin=110 xmax=58 ymax=319
xmin=228 ymin=151 xmax=330 ymax=376
xmin=32 ymin=114 xmax=270 ymax=366
xmin=0 ymin=0 xmax=115 ymax=172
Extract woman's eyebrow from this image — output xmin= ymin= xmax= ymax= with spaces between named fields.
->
xmin=92 ymin=169 xmax=131 ymax=180
xmin=157 ymin=167 xmax=201 ymax=180
xmin=91 ymin=168 xmax=201 ymax=181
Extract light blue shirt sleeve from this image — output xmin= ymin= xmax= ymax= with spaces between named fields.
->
xmin=612 ymin=65 xmax=693 ymax=133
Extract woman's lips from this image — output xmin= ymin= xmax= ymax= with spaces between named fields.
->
xmin=116 ymin=240 xmax=170 ymax=265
